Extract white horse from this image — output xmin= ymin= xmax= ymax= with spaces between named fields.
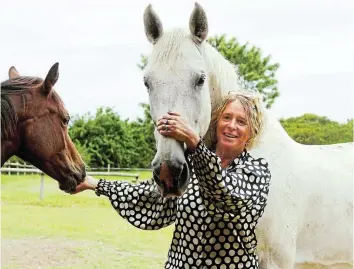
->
xmin=142 ymin=3 xmax=353 ymax=269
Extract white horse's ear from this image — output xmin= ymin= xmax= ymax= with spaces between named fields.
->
xmin=144 ymin=4 xmax=163 ymax=44
xmin=9 ymin=66 xmax=20 ymax=79
xmin=189 ymin=2 xmax=208 ymax=43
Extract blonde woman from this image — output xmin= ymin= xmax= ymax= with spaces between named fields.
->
xmin=76 ymin=91 xmax=271 ymax=269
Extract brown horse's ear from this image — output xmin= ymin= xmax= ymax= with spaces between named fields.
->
xmin=9 ymin=66 xmax=20 ymax=79
xmin=43 ymin=62 xmax=59 ymax=95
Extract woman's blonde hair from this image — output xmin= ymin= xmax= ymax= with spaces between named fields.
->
xmin=206 ymin=90 xmax=264 ymax=150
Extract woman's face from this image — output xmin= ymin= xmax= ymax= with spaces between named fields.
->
xmin=216 ymin=99 xmax=251 ymax=154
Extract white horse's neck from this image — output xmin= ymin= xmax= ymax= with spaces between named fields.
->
xmin=200 ymin=42 xmax=297 ymax=155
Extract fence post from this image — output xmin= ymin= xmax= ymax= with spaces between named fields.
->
xmin=17 ymin=162 xmax=19 ymax=176
xmin=108 ymin=164 xmax=110 ymax=173
xmin=134 ymin=175 xmax=139 ymax=183
xmin=40 ymin=173 xmax=44 ymax=200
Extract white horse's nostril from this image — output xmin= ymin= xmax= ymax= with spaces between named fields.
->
xmin=160 ymin=162 xmax=174 ymax=189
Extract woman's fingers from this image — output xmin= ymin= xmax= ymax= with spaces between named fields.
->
xmin=159 ymin=112 xmax=181 ymax=121
xmin=167 ymin=111 xmax=180 ymax=116
xmin=156 ymin=112 xmax=185 ymax=138
xmin=157 ymin=117 xmax=178 ymax=128
xmin=161 ymin=115 xmax=178 ymax=122
xmin=72 ymin=181 xmax=89 ymax=194
xmin=157 ymin=124 xmax=175 ymax=136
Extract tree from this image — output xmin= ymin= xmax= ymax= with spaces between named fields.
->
xmin=138 ymin=34 xmax=280 ymax=108
xmin=208 ymin=35 xmax=280 ymax=108
xmin=129 ymin=103 xmax=156 ymax=167
xmin=69 ymin=107 xmax=137 ymax=168
xmin=69 ymin=106 xmax=156 ymax=168
xmin=280 ymin=114 xmax=353 ymax=145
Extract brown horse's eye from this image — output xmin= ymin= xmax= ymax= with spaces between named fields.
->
xmin=63 ymin=116 xmax=70 ymax=125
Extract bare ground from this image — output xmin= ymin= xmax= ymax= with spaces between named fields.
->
xmin=1 ymin=236 xmax=124 ymax=269
xmin=2 ymin=237 xmax=351 ymax=269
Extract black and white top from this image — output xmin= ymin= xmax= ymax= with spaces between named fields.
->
xmin=95 ymin=140 xmax=271 ymax=269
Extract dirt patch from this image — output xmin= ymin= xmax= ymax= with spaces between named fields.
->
xmin=2 ymin=237 xmax=85 ymax=268
xmin=1 ymin=236 xmax=166 ymax=269
xmin=1 ymin=236 xmax=123 ymax=269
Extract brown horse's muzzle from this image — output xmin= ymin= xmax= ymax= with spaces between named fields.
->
xmin=47 ymin=150 xmax=86 ymax=194
xmin=57 ymin=165 xmax=86 ymax=194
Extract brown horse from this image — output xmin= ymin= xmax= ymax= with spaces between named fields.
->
xmin=1 ymin=63 xmax=86 ymax=193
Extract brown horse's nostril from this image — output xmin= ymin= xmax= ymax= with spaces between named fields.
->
xmin=81 ymin=168 xmax=86 ymax=179
xmin=71 ymin=171 xmax=83 ymax=184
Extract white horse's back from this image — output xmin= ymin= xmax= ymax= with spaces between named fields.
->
xmin=295 ymin=142 xmax=353 ymax=268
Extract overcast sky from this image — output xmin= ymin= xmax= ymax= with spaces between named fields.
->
xmin=1 ymin=0 xmax=353 ymax=123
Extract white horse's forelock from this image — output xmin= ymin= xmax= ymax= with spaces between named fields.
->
xmin=146 ymin=28 xmax=203 ymax=72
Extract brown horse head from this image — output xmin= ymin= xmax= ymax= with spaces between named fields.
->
xmin=1 ymin=63 xmax=86 ymax=193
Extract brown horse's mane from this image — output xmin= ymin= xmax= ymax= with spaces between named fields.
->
xmin=1 ymin=76 xmax=65 ymax=140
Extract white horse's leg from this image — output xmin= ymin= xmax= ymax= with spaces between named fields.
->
xmin=258 ymin=243 xmax=297 ymax=269
xmin=295 ymin=262 xmax=353 ymax=269
xmin=257 ymin=213 xmax=298 ymax=269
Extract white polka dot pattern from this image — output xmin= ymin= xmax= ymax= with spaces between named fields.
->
xmin=95 ymin=140 xmax=271 ymax=268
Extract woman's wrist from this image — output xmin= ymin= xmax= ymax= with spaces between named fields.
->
xmin=86 ymin=176 xmax=99 ymax=190
xmin=186 ymin=133 xmax=201 ymax=151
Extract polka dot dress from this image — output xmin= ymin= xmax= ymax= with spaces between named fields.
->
xmin=95 ymin=140 xmax=271 ymax=269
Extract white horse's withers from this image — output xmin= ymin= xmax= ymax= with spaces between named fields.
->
xmin=142 ymin=3 xmax=353 ymax=268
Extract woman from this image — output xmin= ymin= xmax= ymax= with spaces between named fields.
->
xmin=75 ymin=91 xmax=271 ymax=269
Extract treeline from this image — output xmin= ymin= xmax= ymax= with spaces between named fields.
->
xmin=280 ymin=113 xmax=353 ymax=145
xmin=7 ymin=107 xmax=352 ymax=168
xmin=66 ymin=106 xmax=352 ymax=168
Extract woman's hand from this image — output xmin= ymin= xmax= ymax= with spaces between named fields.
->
xmin=157 ymin=112 xmax=200 ymax=151
xmin=73 ymin=176 xmax=99 ymax=194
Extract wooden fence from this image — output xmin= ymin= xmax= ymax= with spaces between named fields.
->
xmin=1 ymin=162 xmax=148 ymax=200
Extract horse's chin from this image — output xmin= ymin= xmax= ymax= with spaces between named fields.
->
xmin=58 ymin=178 xmax=78 ymax=194
xmin=57 ymin=168 xmax=86 ymax=194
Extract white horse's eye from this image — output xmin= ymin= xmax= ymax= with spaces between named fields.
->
xmin=143 ymin=77 xmax=150 ymax=89
xmin=196 ymin=73 xmax=206 ymax=87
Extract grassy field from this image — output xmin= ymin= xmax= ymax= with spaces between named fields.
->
xmin=1 ymin=172 xmax=174 ymax=269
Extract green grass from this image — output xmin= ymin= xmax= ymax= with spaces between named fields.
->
xmin=1 ymin=173 xmax=174 ymax=269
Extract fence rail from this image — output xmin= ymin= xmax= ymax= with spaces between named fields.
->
xmin=1 ymin=163 xmax=142 ymax=200
xmin=3 ymin=162 xmax=34 ymax=168
xmin=0 ymin=167 xmax=139 ymax=181
xmin=2 ymin=162 xmax=151 ymax=173
xmin=1 ymin=167 xmax=43 ymax=173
